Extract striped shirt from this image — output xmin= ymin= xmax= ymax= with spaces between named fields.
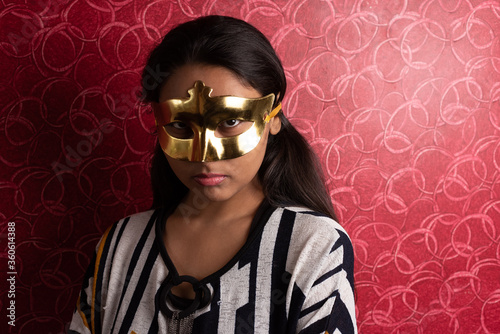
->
xmin=68 ymin=201 xmax=357 ymax=333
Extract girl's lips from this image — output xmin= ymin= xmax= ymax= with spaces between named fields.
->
xmin=193 ymin=173 xmax=227 ymax=186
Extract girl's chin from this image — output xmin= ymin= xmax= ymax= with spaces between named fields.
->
xmin=185 ymin=185 xmax=235 ymax=204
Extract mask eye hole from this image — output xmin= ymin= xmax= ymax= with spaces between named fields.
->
xmin=164 ymin=122 xmax=194 ymax=139
xmin=215 ymin=119 xmax=253 ymax=138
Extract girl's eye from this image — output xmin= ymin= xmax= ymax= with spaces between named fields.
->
xmin=164 ymin=122 xmax=193 ymax=139
xmin=215 ymin=119 xmax=253 ymax=138
xmin=171 ymin=122 xmax=188 ymax=129
xmin=219 ymin=119 xmax=241 ymax=128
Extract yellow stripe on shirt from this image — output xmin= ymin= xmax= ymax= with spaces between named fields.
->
xmin=91 ymin=226 xmax=113 ymax=334
xmin=76 ymin=295 xmax=90 ymax=330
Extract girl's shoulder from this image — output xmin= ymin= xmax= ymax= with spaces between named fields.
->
xmin=272 ymin=206 xmax=349 ymax=240
xmin=94 ymin=208 xmax=159 ymax=252
xmin=115 ymin=208 xmax=158 ymax=234
xmin=265 ymin=206 xmax=353 ymax=262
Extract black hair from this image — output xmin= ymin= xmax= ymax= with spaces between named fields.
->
xmin=142 ymin=15 xmax=337 ymax=220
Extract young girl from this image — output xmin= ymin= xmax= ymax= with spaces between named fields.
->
xmin=69 ymin=15 xmax=356 ymax=334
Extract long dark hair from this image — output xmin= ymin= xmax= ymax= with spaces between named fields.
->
xmin=142 ymin=15 xmax=337 ymax=220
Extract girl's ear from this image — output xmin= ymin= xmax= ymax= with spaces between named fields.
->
xmin=269 ymin=114 xmax=281 ymax=135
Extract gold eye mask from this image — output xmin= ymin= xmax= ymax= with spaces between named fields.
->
xmin=152 ymin=81 xmax=281 ymax=162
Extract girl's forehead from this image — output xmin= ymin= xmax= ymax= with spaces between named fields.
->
xmin=159 ymin=64 xmax=261 ymax=102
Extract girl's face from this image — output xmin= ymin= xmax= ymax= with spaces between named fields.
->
xmin=158 ymin=64 xmax=281 ymax=203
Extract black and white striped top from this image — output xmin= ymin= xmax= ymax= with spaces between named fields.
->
xmin=69 ymin=201 xmax=357 ymax=334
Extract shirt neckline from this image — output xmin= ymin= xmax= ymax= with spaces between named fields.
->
xmin=154 ymin=198 xmax=276 ymax=285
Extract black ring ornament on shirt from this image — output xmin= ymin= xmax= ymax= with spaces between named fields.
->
xmin=159 ymin=274 xmax=212 ymax=319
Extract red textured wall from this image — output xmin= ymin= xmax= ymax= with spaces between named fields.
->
xmin=1 ymin=0 xmax=500 ymax=333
